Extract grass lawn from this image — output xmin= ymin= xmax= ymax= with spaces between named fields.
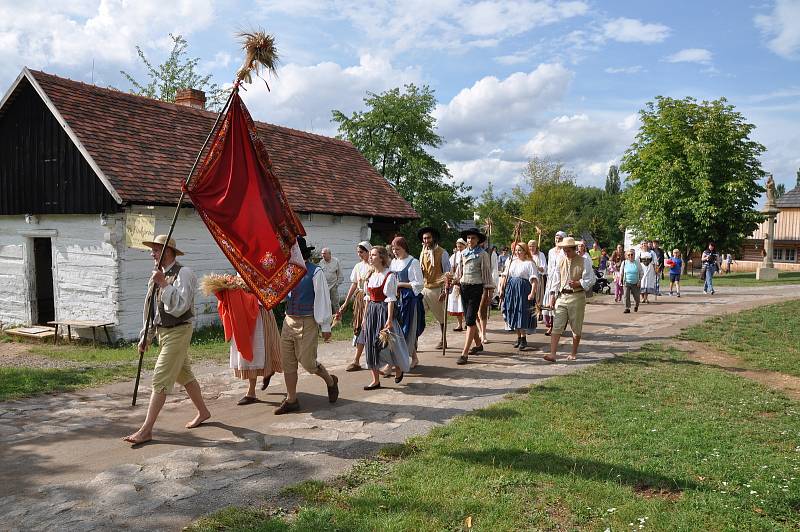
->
xmin=190 ymin=343 xmax=800 ymax=531
xmin=0 ymin=325 xmax=230 ymax=401
xmin=684 ymin=271 xmax=800 ymax=286
xmin=680 ymin=298 xmax=800 ymax=377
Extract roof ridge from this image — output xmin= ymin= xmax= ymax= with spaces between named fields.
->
xmin=29 ymin=69 xmax=354 ymax=148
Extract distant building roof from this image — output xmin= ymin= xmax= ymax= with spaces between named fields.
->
xmin=778 ymin=186 xmax=800 ymax=209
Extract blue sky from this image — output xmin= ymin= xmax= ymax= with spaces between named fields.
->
xmin=1 ymin=0 xmax=798 ymax=197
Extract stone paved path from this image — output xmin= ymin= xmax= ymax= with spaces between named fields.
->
xmin=2 ymin=284 xmax=799 ymax=531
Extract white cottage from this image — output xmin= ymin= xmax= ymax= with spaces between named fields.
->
xmin=0 ymin=69 xmax=417 ymax=340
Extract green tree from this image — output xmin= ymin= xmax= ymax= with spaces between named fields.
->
xmin=474 ymin=182 xmax=520 ymax=249
xmin=332 ymin=84 xmax=472 ymax=251
xmin=120 ymin=34 xmax=228 ymax=110
xmin=516 ymin=157 xmax=581 ymax=246
xmin=796 ymin=168 xmax=800 ymax=188
xmin=776 ymin=183 xmax=786 ymax=199
xmin=605 ymin=164 xmax=621 ymax=194
xmin=621 ymin=96 xmax=766 ymax=257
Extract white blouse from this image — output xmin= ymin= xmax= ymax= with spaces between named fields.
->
xmin=349 ymin=261 xmax=371 ymax=290
xmin=390 ymin=256 xmax=424 ymax=296
xmin=364 ymin=269 xmax=398 ymax=302
xmin=507 ymin=259 xmax=538 ymax=281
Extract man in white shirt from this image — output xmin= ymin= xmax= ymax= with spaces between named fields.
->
xmin=123 ymin=235 xmax=210 ymax=446
xmin=319 ymin=247 xmax=343 ymax=308
xmin=275 ymin=236 xmax=339 ymax=415
xmin=543 ymin=236 xmax=595 ymax=363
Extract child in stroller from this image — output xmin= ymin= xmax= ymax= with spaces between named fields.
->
xmin=592 ymin=267 xmax=611 ymax=294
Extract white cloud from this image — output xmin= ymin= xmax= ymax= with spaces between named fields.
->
xmin=602 ymin=17 xmax=670 ymax=44
xmin=258 ymin=0 xmax=589 ymax=53
xmin=755 ymin=0 xmax=800 ymax=59
xmin=446 ymin=158 xmax=526 ymax=190
xmin=520 ymin=112 xmax=639 ymax=185
xmin=240 ymin=54 xmax=421 ymax=135
xmin=605 ymin=65 xmax=645 ymax=74
xmin=665 ymin=48 xmax=713 ymax=64
xmin=0 ymin=0 xmax=214 ymax=73
xmin=434 ymin=63 xmax=573 ymax=144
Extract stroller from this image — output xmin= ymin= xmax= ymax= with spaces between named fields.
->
xmin=592 ymin=267 xmax=612 ymax=295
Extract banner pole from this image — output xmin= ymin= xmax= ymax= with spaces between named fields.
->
xmin=132 ymin=87 xmax=238 ymax=406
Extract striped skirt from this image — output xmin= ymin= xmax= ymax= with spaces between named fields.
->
xmin=502 ymin=276 xmax=536 ymax=331
xmin=363 ymin=301 xmax=411 ymax=372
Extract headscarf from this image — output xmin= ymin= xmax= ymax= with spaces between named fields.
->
xmin=357 ymin=241 xmax=372 ymax=253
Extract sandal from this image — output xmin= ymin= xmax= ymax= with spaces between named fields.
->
xmin=345 ymin=362 xmax=362 ymax=372
xmin=237 ymin=396 xmax=258 ymax=406
xmin=453 ymin=326 xmax=464 ymax=332
xmin=457 ymin=355 xmax=469 ymax=365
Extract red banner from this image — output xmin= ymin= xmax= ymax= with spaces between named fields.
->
xmin=185 ymin=91 xmax=306 ymax=309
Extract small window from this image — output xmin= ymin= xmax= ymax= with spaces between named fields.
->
xmin=786 ymin=249 xmax=797 ymax=262
xmin=773 ymin=248 xmax=784 ymax=261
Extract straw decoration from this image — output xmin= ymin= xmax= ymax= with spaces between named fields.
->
xmin=235 ymin=30 xmax=279 ymax=88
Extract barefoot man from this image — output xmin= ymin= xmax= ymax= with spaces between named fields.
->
xmin=543 ymin=236 xmax=594 ymax=363
xmin=123 ymin=235 xmax=210 ymax=445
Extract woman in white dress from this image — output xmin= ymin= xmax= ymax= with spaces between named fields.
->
xmin=639 ymin=251 xmax=658 ymax=303
xmin=228 ymin=301 xmax=282 ymax=405
xmin=336 ymin=241 xmax=372 ymax=372
xmin=527 ymin=239 xmax=547 ymax=320
xmin=500 ymin=243 xmax=539 ymax=350
xmin=390 ymin=236 xmax=425 ymax=369
xmin=447 ymin=239 xmax=466 ymax=331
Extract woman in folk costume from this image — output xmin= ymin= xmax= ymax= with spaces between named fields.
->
xmin=336 ymin=241 xmax=372 ymax=372
xmin=205 ymin=274 xmax=282 ymax=405
xmin=609 ymin=246 xmax=624 ymax=302
xmin=447 ymin=238 xmax=467 ymax=331
xmin=500 ymin=242 xmax=539 ymax=350
xmin=639 ymin=251 xmax=658 ymax=303
xmin=390 ymin=236 xmax=425 ymax=369
xmin=362 ymin=246 xmax=411 ymax=390
xmin=527 ymin=239 xmax=547 ymax=320
xmin=543 ymin=231 xmax=567 ymax=336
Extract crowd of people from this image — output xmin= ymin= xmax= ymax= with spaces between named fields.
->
xmin=122 ymin=229 xmax=728 ymax=446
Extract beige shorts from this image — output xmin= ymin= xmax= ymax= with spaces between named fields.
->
xmin=422 ymin=286 xmax=446 ymax=324
xmin=151 ymin=323 xmax=195 ymax=394
xmin=280 ymin=315 xmax=320 ymax=375
xmin=552 ymin=291 xmax=586 ymax=337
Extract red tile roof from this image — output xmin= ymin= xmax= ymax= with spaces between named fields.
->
xmin=27 ymin=70 xmax=417 ymax=220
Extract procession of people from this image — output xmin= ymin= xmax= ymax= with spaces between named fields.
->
xmin=124 ymin=225 xmax=712 ymax=445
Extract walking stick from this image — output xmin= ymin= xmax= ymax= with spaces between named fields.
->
xmin=442 ymin=278 xmax=449 ymax=357
xmin=131 ymin=87 xmax=238 ymax=406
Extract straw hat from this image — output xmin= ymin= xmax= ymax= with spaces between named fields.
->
xmin=141 ymin=234 xmax=184 ymax=255
xmin=557 ymin=236 xmax=578 ymax=248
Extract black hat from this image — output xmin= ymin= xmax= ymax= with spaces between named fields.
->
xmin=417 ymin=226 xmax=441 ymax=243
xmin=459 ymin=227 xmax=487 ymax=244
xmin=297 ymin=236 xmax=315 ymax=259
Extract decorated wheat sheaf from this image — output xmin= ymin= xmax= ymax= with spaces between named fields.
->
xmin=200 ymin=273 xmax=250 ymax=296
xmin=235 ymin=30 xmax=279 ymax=86
xmin=378 ymin=328 xmax=391 ymax=347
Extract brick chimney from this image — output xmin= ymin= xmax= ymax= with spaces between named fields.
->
xmin=175 ymin=88 xmax=206 ymax=110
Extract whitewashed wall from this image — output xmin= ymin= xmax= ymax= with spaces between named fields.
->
xmin=301 ymin=213 xmax=372 ymax=299
xmin=0 ymin=236 xmax=27 ymax=327
xmin=0 ymin=214 xmax=118 ymax=331
xmin=115 ymin=207 xmax=371 ymax=340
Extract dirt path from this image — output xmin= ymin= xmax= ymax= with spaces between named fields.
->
xmin=672 ymin=339 xmax=800 ymax=400
xmin=1 ymin=283 xmax=799 ymax=531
